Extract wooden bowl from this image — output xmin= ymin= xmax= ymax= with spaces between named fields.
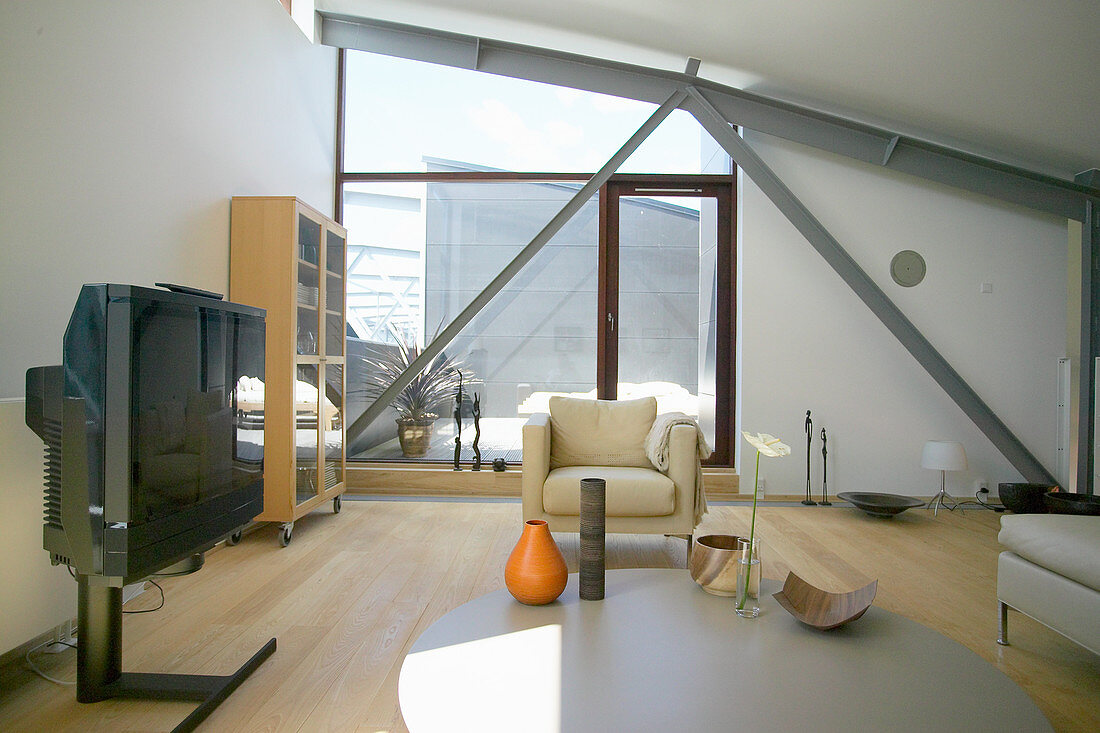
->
xmin=772 ymin=572 xmax=878 ymax=630
xmin=689 ymin=534 xmax=746 ymax=596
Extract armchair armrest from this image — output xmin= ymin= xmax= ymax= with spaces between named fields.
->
xmin=667 ymin=423 xmax=698 ymax=520
xmin=522 ymin=413 xmax=551 ymax=520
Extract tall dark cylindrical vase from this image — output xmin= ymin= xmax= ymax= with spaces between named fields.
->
xmin=580 ymin=477 xmax=606 ymax=601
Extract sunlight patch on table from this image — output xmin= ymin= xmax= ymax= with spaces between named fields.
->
xmin=399 ymin=624 xmax=562 ymax=732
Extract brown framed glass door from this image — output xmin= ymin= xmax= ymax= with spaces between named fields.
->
xmin=598 ymin=176 xmax=736 ymax=465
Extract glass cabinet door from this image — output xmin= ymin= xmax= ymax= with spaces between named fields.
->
xmin=324 ymin=228 xmax=346 ymax=360
xmin=324 ymin=363 xmax=344 ymax=490
xmin=322 ymin=225 xmax=346 ymax=492
xmin=295 ymin=363 xmax=323 ymax=506
xmin=297 ymin=214 xmax=322 ymax=357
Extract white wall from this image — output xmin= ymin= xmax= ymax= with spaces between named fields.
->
xmin=739 ymin=131 xmax=1067 ymax=499
xmin=0 ymin=0 xmax=336 ymax=655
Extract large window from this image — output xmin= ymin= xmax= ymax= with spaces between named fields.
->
xmin=343 ymin=51 xmax=709 ymax=175
xmin=338 ymin=50 xmax=735 ymax=465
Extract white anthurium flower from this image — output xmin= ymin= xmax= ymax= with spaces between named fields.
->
xmin=742 ymin=431 xmax=792 ymax=458
xmin=737 ymin=430 xmax=791 ymax=614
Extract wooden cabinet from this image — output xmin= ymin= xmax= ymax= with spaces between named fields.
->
xmin=230 ymin=196 xmax=347 ymax=545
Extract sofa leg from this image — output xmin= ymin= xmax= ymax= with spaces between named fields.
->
xmin=997 ymin=601 xmax=1010 ymax=646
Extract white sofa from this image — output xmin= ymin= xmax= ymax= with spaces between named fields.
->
xmin=997 ymin=514 xmax=1100 ymax=655
xmin=521 ymin=396 xmax=700 ymax=543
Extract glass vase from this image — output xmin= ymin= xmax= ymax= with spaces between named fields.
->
xmin=735 ymin=537 xmax=761 ymax=618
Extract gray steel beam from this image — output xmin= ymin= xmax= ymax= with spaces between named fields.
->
xmin=345 ymin=89 xmax=688 ymax=451
xmin=684 ymin=86 xmax=1057 ymax=485
xmin=320 ymin=13 xmax=1099 ymax=221
xmin=322 ymin=12 xmax=479 ymax=69
xmin=1077 ymin=169 xmax=1100 ymax=190
xmin=1075 ymin=199 xmax=1099 ymax=494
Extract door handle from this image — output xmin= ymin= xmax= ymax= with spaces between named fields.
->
xmin=607 ymin=312 xmax=615 ymax=332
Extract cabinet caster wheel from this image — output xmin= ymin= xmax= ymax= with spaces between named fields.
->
xmin=279 ymin=524 xmax=293 ymax=547
xmin=333 ymin=495 xmax=342 ymax=514
xmin=226 ymin=530 xmax=243 ymax=546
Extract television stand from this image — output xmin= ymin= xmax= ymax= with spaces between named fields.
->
xmin=77 ymin=574 xmax=276 ymax=733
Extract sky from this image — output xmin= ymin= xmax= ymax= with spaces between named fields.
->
xmin=343 ymin=50 xmax=708 ymax=175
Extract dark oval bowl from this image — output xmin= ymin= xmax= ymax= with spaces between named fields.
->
xmin=998 ymin=483 xmax=1055 ymax=514
xmin=837 ymin=492 xmax=924 ymax=517
xmin=1043 ymin=492 xmax=1100 ymax=516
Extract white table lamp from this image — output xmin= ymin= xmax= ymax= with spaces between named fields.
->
xmin=921 ymin=440 xmax=967 ymax=515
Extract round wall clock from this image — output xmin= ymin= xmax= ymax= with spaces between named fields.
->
xmin=890 ymin=250 xmax=926 ymax=287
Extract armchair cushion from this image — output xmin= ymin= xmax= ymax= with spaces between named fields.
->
xmin=548 ymin=395 xmax=657 ymax=470
xmin=542 ymin=466 xmax=675 ymax=517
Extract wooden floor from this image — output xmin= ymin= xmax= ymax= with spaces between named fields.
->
xmin=1 ymin=501 xmax=1097 ymax=732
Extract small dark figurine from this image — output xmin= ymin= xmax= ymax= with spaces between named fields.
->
xmin=453 ymin=371 xmax=463 ymax=471
xmin=803 ymin=410 xmax=817 ymax=505
xmin=819 ymin=427 xmax=832 ymax=505
xmin=471 ymin=392 xmax=482 ymax=471
xmin=492 ymin=458 xmax=507 ymax=472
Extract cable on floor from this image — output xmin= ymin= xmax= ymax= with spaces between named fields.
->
xmin=25 ymin=639 xmax=76 ymax=686
xmin=122 ymin=579 xmax=165 ymax=614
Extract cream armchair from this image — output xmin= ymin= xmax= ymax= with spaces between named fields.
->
xmin=522 ymin=396 xmax=701 ymax=552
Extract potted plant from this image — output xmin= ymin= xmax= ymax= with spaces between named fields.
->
xmin=359 ymin=328 xmax=470 ymax=457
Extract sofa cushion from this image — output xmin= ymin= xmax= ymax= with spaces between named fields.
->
xmin=999 ymin=514 xmax=1100 ymax=590
xmin=542 ymin=466 xmax=674 ymax=517
xmin=548 ymin=396 xmax=656 ymax=470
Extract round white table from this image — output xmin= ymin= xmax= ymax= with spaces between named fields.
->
xmin=399 ymin=569 xmax=1050 ymax=732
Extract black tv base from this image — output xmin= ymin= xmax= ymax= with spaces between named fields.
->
xmin=76 ymin=574 xmax=276 ymax=733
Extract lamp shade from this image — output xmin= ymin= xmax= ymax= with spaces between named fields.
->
xmin=921 ymin=441 xmax=967 ymax=471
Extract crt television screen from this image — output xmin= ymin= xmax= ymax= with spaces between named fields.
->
xmin=128 ymin=298 xmax=265 ymax=527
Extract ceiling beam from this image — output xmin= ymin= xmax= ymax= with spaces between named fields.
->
xmin=320 ymin=13 xmax=1099 ymax=221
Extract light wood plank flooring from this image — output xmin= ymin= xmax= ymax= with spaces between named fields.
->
xmin=1 ymin=501 xmax=1096 ymax=732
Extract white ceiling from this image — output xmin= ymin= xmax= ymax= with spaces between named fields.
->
xmin=318 ymin=0 xmax=1100 ymax=181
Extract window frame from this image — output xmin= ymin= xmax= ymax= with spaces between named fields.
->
xmin=335 ymin=49 xmax=738 ymax=467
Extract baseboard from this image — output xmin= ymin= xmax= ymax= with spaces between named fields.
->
xmin=348 ymin=464 xmax=741 ymax=500
xmin=348 ymin=464 xmax=521 ymax=497
xmin=0 ymin=620 xmax=76 ymax=673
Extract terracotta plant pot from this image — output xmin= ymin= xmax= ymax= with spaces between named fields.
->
xmin=505 ymin=520 xmax=568 ymax=605
xmin=396 ymin=417 xmax=435 ymax=457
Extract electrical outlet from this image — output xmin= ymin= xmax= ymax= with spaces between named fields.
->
xmin=974 ymin=478 xmax=988 ymax=492
xmin=756 ymin=477 xmax=766 ymax=492
xmin=44 ymin=620 xmax=76 ymax=653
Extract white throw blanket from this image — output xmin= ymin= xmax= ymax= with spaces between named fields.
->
xmin=645 ymin=412 xmax=710 ymax=525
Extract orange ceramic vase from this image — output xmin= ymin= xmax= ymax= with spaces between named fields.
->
xmin=505 ymin=520 xmax=568 ymax=605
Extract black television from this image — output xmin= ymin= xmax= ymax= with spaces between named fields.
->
xmin=24 ymin=283 xmax=275 ymax=725
xmin=26 ymin=283 xmax=267 ymax=581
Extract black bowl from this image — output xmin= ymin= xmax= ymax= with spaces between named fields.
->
xmin=998 ymin=483 xmax=1055 ymax=514
xmin=1044 ymin=492 xmax=1100 ymax=516
xmin=837 ymin=492 xmax=925 ymax=518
